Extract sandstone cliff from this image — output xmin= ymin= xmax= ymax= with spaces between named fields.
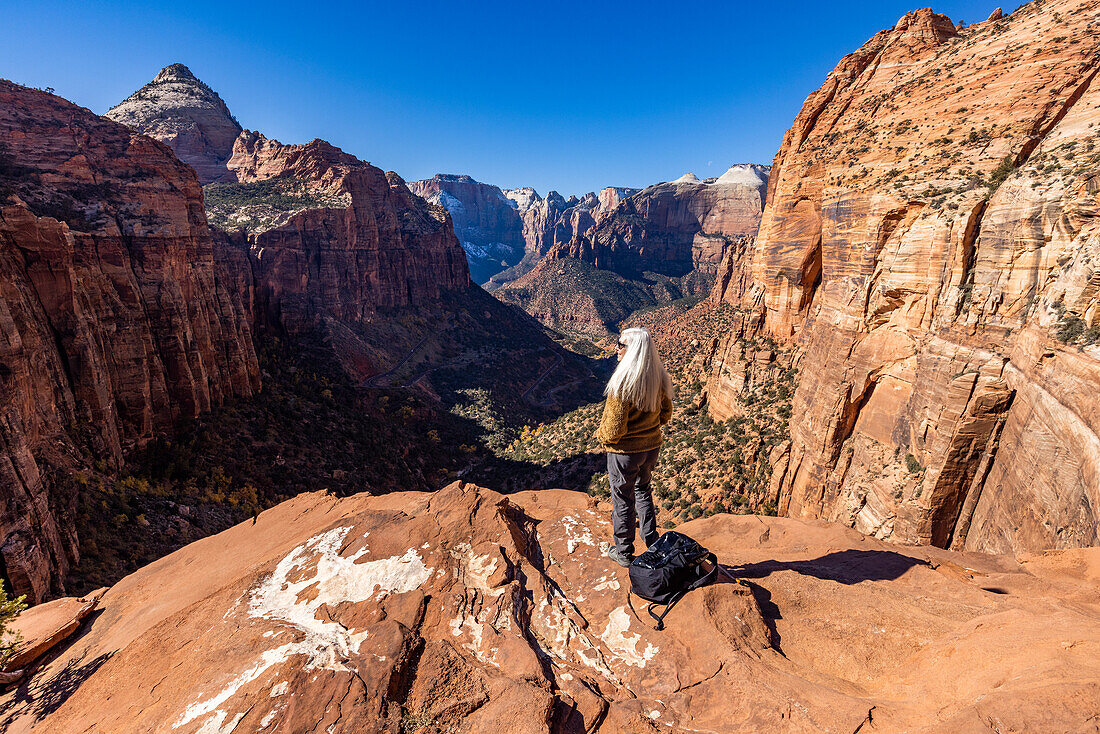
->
xmin=706 ymin=1 xmax=1100 ymax=554
xmin=409 ymin=174 xmax=527 ymax=284
xmin=487 ymin=188 xmax=612 ymax=287
xmin=213 ymin=131 xmax=470 ymax=335
xmin=0 ymin=81 xmax=260 ymax=603
xmin=551 ymin=165 xmax=769 ymax=278
xmin=496 ymin=166 xmax=768 ymax=334
xmin=105 ymin=64 xmax=242 ymax=185
xmin=3 ymin=482 xmax=1097 ymax=732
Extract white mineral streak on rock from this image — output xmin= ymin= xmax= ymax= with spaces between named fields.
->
xmin=593 ymin=575 xmax=620 ymax=592
xmin=531 ymin=588 xmax=626 ymax=689
xmin=175 ymin=527 xmax=432 ymax=729
xmin=464 ymin=550 xmax=502 ymax=595
xmin=561 ymin=515 xmax=595 ymax=554
xmin=269 ymin=681 xmax=288 ymax=697
xmin=600 ymin=606 xmax=658 ymax=668
xmin=193 ymin=710 xmax=247 ymax=734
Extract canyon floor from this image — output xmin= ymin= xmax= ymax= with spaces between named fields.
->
xmin=2 ymin=481 xmax=1097 ymax=733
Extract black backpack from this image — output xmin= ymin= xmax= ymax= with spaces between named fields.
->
xmin=628 ymin=531 xmax=718 ymax=630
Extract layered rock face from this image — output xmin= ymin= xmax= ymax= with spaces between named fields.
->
xmin=217 ymin=133 xmax=470 ymax=334
xmin=496 ymin=166 xmax=768 ymax=333
xmin=707 ymin=1 xmax=1100 ymax=554
xmin=105 ymin=64 xmax=242 ymax=184
xmin=409 ymin=175 xmax=527 ymax=284
xmin=0 ymin=81 xmax=260 ymax=602
xmin=4 ymin=482 xmax=1098 ymax=732
xmin=486 ymin=187 xmax=616 ymax=287
xmin=549 ymin=165 xmax=769 ymax=277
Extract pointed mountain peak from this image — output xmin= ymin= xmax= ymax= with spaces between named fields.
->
xmin=106 ymin=64 xmax=242 ymax=184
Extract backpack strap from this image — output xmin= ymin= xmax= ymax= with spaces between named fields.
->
xmin=687 ymin=553 xmax=719 ymax=591
xmin=646 ymin=553 xmax=719 ymax=631
xmin=647 ymin=592 xmax=684 ymax=631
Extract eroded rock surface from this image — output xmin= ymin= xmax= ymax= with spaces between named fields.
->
xmin=2 ymin=589 xmax=104 ymax=673
xmin=706 ymin=1 xmax=1100 ymax=554
xmin=2 ymin=482 xmax=1096 ymax=732
xmin=217 ymin=132 xmax=470 ymax=334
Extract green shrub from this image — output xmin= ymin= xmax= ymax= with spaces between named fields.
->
xmin=986 ymin=156 xmax=1016 ymax=193
xmin=1057 ymin=313 xmax=1085 ymax=343
xmin=905 ymin=453 xmax=923 ymax=475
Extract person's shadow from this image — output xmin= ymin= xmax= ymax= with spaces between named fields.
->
xmin=727 ymin=549 xmax=930 ymax=585
xmin=706 ymin=549 xmax=931 ymax=655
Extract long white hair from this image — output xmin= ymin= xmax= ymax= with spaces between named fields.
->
xmin=605 ymin=327 xmax=673 ymax=413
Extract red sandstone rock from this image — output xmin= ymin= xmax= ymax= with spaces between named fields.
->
xmin=2 ymin=589 xmax=103 ymax=672
xmin=558 ymin=166 xmax=769 ymax=278
xmin=706 ymin=1 xmax=1100 ymax=554
xmin=496 ymin=167 xmax=768 ymax=333
xmin=1 ymin=483 xmax=1096 ymax=732
xmin=0 ymin=80 xmax=261 ymax=603
xmin=105 ymin=64 xmax=242 ymax=185
xmin=488 ymin=189 xmax=602 ymax=288
xmin=217 ymin=132 xmax=470 ymax=333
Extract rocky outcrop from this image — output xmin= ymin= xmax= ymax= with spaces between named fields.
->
xmin=0 ymin=81 xmax=261 ymax=603
xmin=2 ymin=589 xmax=104 ymax=675
xmin=409 ymin=175 xmax=527 ymax=284
xmin=486 ymin=188 xmax=608 ymax=288
xmin=3 ymin=482 xmax=1098 ymax=732
xmin=706 ymin=1 xmax=1100 ymax=554
xmin=105 ymin=64 xmax=242 ymax=184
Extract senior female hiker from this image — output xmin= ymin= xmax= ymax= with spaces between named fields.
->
xmin=596 ymin=327 xmax=673 ymax=566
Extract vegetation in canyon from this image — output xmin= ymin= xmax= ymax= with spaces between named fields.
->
xmin=204 ymin=177 xmax=351 ymax=232
xmin=481 ymin=298 xmax=795 ymax=526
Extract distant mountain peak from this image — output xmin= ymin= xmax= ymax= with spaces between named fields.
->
xmin=106 ymin=64 xmax=242 ymax=184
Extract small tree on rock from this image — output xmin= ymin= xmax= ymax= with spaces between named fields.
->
xmin=0 ymin=580 xmax=27 ymax=666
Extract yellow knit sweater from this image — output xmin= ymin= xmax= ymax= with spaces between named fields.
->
xmin=596 ymin=391 xmax=673 ymax=454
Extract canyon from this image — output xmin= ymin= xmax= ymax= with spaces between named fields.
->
xmin=0 ymin=80 xmax=260 ymax=604
xmin=0 ymin=69 xmax=593 ymax=604
xmin=409 ymin=165 xmax=768 ymax=336
xmin=3 ymin=1 xmax=1100 ymax=729
xmin=410 ymin=173 xmax=641 ymax=286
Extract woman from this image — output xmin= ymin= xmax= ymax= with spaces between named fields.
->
xmin=596 ymin=327 xmax=673 ymax=566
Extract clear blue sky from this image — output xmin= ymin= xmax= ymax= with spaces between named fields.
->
xmin=4 ymin=1 xmax=1012 ymax=196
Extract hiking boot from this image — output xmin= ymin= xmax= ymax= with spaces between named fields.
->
xmin=607 ymin=547 xmax=633 ymax=567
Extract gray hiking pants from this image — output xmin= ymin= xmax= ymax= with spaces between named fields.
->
xmin=608 ymin=447 xmax=661 ymax=555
